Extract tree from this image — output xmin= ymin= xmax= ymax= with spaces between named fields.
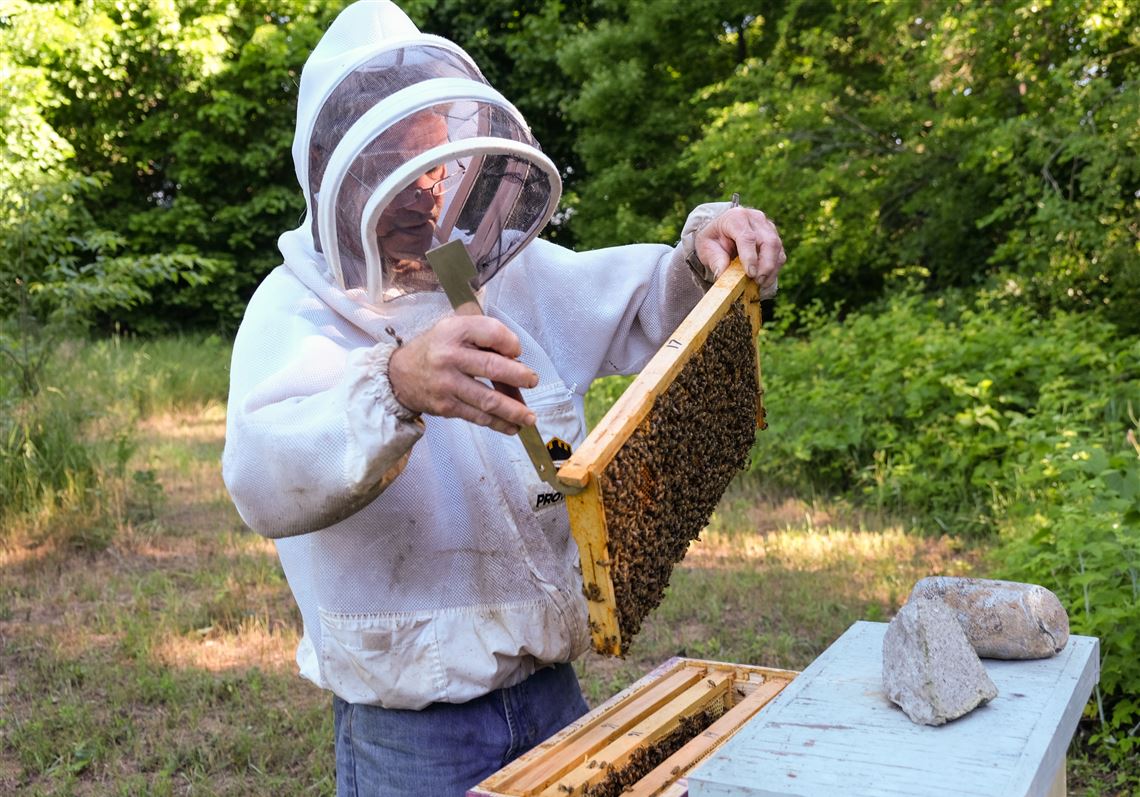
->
xmin=1 ymin=2 xmax=215 ymax=378
xmin=557 ymin=0 xmax=789 ymax=247
xmin=682 ymin=0 xmax=1139 ymax=323
xmin=2 ymin=0 xmax=336 ymax=333
xmin=400 ymin=0 xmax=609 ymax=245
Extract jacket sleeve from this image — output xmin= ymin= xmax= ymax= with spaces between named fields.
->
xmin=221 ymin=273 xmax=424 ymax=538
xmin=491 ymin=203 xmax=732 ymax=393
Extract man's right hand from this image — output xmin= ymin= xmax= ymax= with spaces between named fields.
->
xmin=387 ymin=315 xmax=538 ymax=435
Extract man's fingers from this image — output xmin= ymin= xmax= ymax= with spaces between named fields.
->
xmin=698 ymin=207 xmax=785 ymax=289
xmin=699 ymin=207 xmax=762 ymax=277
xmin=390 ymin=313 xmax=545 ymax=433
xmin=451 ymin=376 xmax=536 ymax=429
xmin=443 ymin=399 xmax=521 ymax=436
xmin=459 ymin=315 xmax=523 ymax=359
xmin=736 ymin=213 xmax=776 ymax=281
xmin=456 ymin=404 xmax=521 ymax=436
xmin=461 ymin=347 xmax=538 ymax=390
xmin=753 ymin=222 xmax=784 ymax=284
xmin=732 ymin=210 xmax=765 ymax=278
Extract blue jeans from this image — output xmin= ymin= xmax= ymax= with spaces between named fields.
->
xmin=333 ymin=663 xmax=589 ymax=796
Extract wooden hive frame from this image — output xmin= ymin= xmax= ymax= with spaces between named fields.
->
xmin=468 ymin=657 xmax=796 ymax=797
xmin=556 ymin=261 xmax=764 ymax=656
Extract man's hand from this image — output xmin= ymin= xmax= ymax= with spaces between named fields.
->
xmin=388 ymin=315 xmax=538 ymax=435
xmin=694 ymin=207 xmax=786 ymax=296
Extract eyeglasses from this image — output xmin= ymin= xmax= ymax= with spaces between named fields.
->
xmin=391 ymin=163 xmax=466 ymax=208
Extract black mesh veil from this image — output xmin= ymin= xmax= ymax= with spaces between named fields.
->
xmin=307 ymin=42 xmax=560 ymax=304
xmin=306 ymin=44 xmax=481 ymax=250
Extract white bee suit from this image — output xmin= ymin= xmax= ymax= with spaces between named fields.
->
xmin=222 ymin=0 xmax=725 ymax=709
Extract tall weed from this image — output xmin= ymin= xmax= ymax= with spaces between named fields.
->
xmin=0 ymin=333 xmax=231 ymax=546
xmin=996 ymin=423 xmax=1140 ymax=763
xmin=53 ymin=333 xmax=231 ymax=418
xmin=0 ymin=393 xmax=97 ymax=517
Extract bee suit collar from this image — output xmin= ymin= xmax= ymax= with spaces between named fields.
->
xmin=281 ymin=0 xmax=561 ymax=309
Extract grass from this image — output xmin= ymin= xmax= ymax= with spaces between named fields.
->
xmin=0 ymin=404 xmax=978 ymax=795
xmin=1 ymin=407 xmax=331 ymax=796
xmin=0 ymin=344 xmax=1132 ymax=795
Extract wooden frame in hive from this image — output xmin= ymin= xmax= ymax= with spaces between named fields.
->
xmin=468 ymin=657 xmax=795 ymax=797
xmin=555 ymin=261 xmax=765 ymax=656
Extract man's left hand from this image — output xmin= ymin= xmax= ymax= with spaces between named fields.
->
xmin=694 ymin=207 xmax=786 ymax=297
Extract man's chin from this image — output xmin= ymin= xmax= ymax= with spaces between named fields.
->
xmin=380 ymin=231 xmax=436 ymax=263
xmin=390 ymin=257 xmax=430 ymax=274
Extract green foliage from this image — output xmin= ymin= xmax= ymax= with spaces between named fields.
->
xmin=550 ymin=0 xmax=1138 ymax=326
xmin=5 ymin=0 xmax=1136 ymax=334
xmin=0 ymin=173 xmax=228 ymax=342
xmin=558 ymin=0 xmax=775 ymax=246
xmin=584 ymin=373 xmax=634 ymax=430
xmin=96 ymin=334 xmax=233 ymax=416
xmin=0 ymin=333 xmax=229 ymax=546
xmin=996 ymin=425 xmax=1140 ymax=762
xmin=682 ymin=0 xmax=1140 ymax=325
xmin=1 ymin=0 xmax=331 ymax=333
xmin=399 ymin=0 xmax=607 ymax=244
xmin=0 ymin=389 xmax=98 ymax=522
xmin=754 ymin=290 xmax=1139 ymax=756
xmin=753 ymin=291 xmax=1139 ymax=532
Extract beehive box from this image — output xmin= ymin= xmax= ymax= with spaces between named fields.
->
xmin=468 ymin=657 xmax=796 ymax=797
xmin=556 ymin=261 xmax=764 ymax=656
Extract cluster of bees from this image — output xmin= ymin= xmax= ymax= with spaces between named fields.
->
xmin=579 ymin=702 xmax=727 ymax=797
xmin=598 ymin=300 xmax=759 ymax=654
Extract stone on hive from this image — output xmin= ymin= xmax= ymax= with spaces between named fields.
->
xmin=882 ymin=597 xmax=998 ymax=726
xmin=599 ymin=300 xmax=757 ymax=654
xmin=908 ymin=576 xmax=1069 ymax=659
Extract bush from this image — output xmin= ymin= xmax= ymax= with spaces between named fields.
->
xmin=996 ymin=427 xmax=1140 ymax=763
xmin=751 ymin=291 xmax=1139 ymax=758
xmin=682 ymin=0 xmax=1140 ymax=329
xmin=752 ymin=292 xmax=1139 ymax=534
xmin=584 ymin=374 xmax=635 ymax=431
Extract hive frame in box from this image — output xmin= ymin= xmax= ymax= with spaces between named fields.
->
xmin=556 ymin=261 xmax=764 ymax=656
xmin=468 ymin=657 xmax=796 ymax=797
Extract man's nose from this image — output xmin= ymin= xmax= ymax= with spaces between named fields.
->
xmin=408 ymin=195 xmax=437 ymax=217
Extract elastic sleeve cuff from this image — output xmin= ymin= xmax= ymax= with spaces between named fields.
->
xmin=681 ymin=201 xmax=734 ymax=284
xmin=365 ymin=340 xmax=421 ymax=423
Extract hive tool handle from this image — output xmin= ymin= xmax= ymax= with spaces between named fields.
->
xmin=425 ymin=240 xmax=583 ymax=496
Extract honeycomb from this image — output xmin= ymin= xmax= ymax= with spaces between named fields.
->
xmin=579 ymin=701 xmax=726 ymax=797
xmin=597 ymin=299 xmax=758 ymax=654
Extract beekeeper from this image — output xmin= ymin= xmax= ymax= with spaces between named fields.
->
xmin=221 ymin=1 xmax=785 ymax=794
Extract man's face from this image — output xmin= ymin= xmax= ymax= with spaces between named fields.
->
xmin=375 ymin=113 xmax=450 ymax=267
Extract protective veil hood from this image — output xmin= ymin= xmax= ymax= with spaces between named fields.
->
xmin=286 ymin=0 xmax=562 ymax=305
